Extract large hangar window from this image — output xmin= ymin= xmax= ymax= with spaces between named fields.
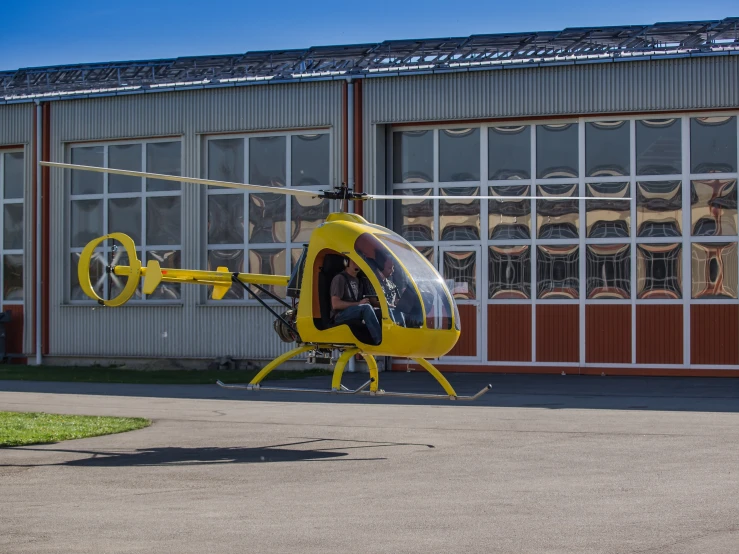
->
xmin=1 ymin=150 xmax=24 ymax=304
xmin=69 ymin=139 xmax=182 ymax=302
xmin=390 ymin=114 xmax=739 ymax=327
xmin=205 ymin=131 xmax=331 ymax=301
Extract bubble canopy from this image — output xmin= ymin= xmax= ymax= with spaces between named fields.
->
xmin=353 ymin=231 xmax=457 ymax=331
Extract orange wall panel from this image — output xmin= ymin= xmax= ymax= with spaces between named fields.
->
xmin=2 ymin=305 xmax=24 ymax=359
xmin=488 ymin=304 xmax=531 ymax=362
xmin=447 ymin=304 xmax=477 ymax=357
xmin=586 ymin=305 xmax=631 ymax=364
xmin=636 ymin=305 xmax=683 ymax=364
xmin=691 ymin=304 xmax=739 ymax=365
xmin=536 ymin=304 xmax=578 ymax=362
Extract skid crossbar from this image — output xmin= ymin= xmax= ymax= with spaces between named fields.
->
xmin=217 ymin=378 xmax=374 ymax=395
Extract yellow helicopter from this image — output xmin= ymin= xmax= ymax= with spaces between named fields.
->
xmin=42 ymin=160 xmax=492 ymax=401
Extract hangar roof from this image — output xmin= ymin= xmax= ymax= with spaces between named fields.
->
xmin=2 ymin=17 xmax=738 ymax=103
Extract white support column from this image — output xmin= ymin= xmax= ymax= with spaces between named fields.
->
xmin=346 ymin=79 xmax=356 ymax=373
xmin=35 ymin=101 xmax=43 ymax=366
xmin=530 ymin=124 xmax=537 ymax=362
xmin=347 ymin=80 xmax=354 ymax=210
xmin=681 ymin=116 xmax=691 ymax=368
xmin=630 ymin=119 xmax=637 ymax=365
xmin=578 ymin=119 xmax=586 ymax=370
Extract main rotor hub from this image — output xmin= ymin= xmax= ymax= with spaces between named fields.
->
xmin=319 ymin=185 xmax=368 ymax=202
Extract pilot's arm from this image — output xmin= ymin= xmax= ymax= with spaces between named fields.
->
xmin=330 ymin=274 xmax=368 ymax=310
xmin=360 ymin=276 xmax=380 ymax=308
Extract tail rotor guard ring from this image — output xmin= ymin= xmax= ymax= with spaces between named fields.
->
xmin=78 ymin=232 xmax=141 ymax=307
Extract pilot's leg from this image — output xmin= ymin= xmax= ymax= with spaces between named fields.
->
xmin=390 ymin=308 xmax=406 ymax=327
xmin=357 ymin=304 xmax=382 ymax=344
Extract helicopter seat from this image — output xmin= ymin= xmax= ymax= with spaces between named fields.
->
xmin=315 ymin=253 xmax=377 ymax=345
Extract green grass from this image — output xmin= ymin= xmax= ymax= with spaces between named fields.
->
xmin=0 ymin=411 xmax=151 ymax=447
xmin=0 ymin=365 xmax=332 ymax=385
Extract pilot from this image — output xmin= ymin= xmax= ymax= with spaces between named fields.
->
xmin=370 ymin=250 xmax=405 ymax=326
xmin=330 ymin=258 xmax=382 ymax=345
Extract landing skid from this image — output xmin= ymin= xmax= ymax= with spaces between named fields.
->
xmin=215 ymin=344 xmax=492 ymax=401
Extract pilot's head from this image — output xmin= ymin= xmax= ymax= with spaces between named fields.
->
xmin=345 ymin=258 xmax=361 ymax=276
xmin=375 ymin=250 xmax=394 ymax=278
xmin=381 ymin=257 xmax=394 ymax=278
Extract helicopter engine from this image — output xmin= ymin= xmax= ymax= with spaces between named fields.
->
xmin=273 ymin=308 xmax=300 ymax=343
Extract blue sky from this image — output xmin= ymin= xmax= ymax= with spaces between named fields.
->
xmin=1 ymin=1 xmax=736 ymax=70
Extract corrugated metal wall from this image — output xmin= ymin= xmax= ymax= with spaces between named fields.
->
xmin=48 ymin=82 xmax=343 ymax=359
xmin=0 ymin=102 xmax=35 ymax=355
xmin=362 ymin=56 xmax=739 ymax=199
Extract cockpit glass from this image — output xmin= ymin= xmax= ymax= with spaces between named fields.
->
xmin=354 ymin=232 xmax=453 ymax=330
xmin=354 ymin=233 xmax=422 ymax=328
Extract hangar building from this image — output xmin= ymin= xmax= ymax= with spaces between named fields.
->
xmin=1 ymin=17 xmax=738 ymax=376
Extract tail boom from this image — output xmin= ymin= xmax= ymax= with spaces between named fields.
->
xmin=80 ymin=233 xmax=288 ymax=306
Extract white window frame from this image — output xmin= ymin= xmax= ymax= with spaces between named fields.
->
xmin=203 ymin=129 xmax=333 ymax=305
xmin=67 ymin=137 xmax=183 ymax=305
xmin=389 ymin=109 xmax=739 ymax=369
xmin=0 ymin=148 xmax=24 ymax=306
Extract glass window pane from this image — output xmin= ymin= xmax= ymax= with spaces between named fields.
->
xmin=585 ymin=182 xmax=630 ymax=238
xmin=71 ymin=146 xmax=103 ymax=195
xmin=489 ymin=185 xmax=531 ymax=240
xmin=439 ymin=128 xmax=479 ymax=182
xmin=3 ymin=254 xmax=23 ymax=301
xmin=393 ymin=188 xmax=433 ymax=242
xmin=208 ymin=138 xmax=244 ymax=184
xmin=292 ymin=134 xmax=329 ymax=187
xmin=636 ymin=119 xmax=681 ymax=175
xmin=291 ymin=248 xmax=304 ymax=267
xmin=3 ymin=204 xmax=23 ymax=250
xmin=393 ymin=130 xmax=433 ymax=183
xmin=536 ymin=184 xmax=579 ymax=239
xmin=537 ymin=245 xmax=579 ymax=299
xmin=3 ymin=151 xmax=24 ymax=199
xmin=207 ymin=249 xmax=244 ymax=299
xmin=108 ymin=248 xmax=142 ymax=301
xmin=108 ymin=197 xmax=141 ymax=243
xmin=108 ymin=144 xmax=142 ymax=193
xmin=291 ymin=196 xmax=329 ymax=242
xmin=208 ymin=194 xmax=244 ymax=244
xmin=146 ymin=196 xmax=181 ymax=245
xmin=249 ymin=136 xmax=286 ymax=186
xmin=586 ymin=121 xmax=629 ymax=177
xmin=146 ymin=142 xmax=181 ymax=191
xmin=692 ymin=242 xmax=738 ymax=299
xmin=249 ymin=249 xmax=286 ymax=298
xmin=586 ymin=244 xmax=630 ymax=299
xmin=147 ymin=250 xmax=181 ymax=300
xmin=71 ymin=251 xmax=104 ymax=300
xmin=489 ymin=245 xmax=530 ymax=299
xmin=249 ymin=193 xmax=286 ymax=243
xmin=637 ymin=243 xmax=682 ymax=299
xmin=71 ymin=199 xmax=103 ymax=247
xmin=636 ymin=181 xmax=682 ymax=237
xmin=536 ymin=124 xmax=578 ymax=178
xmin=440 ymin=187 xmax=480 ymax=241
xmin=691 ymin=116 xmax=737 ymax=174
xmin=443 ymin=250 xmax=476 ymax=300
xmin=417 ymin=246 xmax=434 ymax=266
xmin=488 ymin=125 xmax=530 ymax=180
xmin=691 ymin=179 xmax=737 ymax=236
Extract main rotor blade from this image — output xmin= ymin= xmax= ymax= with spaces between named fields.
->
xmin=368 ymin=194 xmax=631 ymax=200
xmin=40 ymin=162 xmax=322 ymax=198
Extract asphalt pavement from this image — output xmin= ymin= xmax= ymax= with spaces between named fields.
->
xmin=1 ymin=372 xmax=739 ymax=553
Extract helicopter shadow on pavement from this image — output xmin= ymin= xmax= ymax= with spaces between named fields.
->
xmin=3 ymin=438 xmax=434 ymax=468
